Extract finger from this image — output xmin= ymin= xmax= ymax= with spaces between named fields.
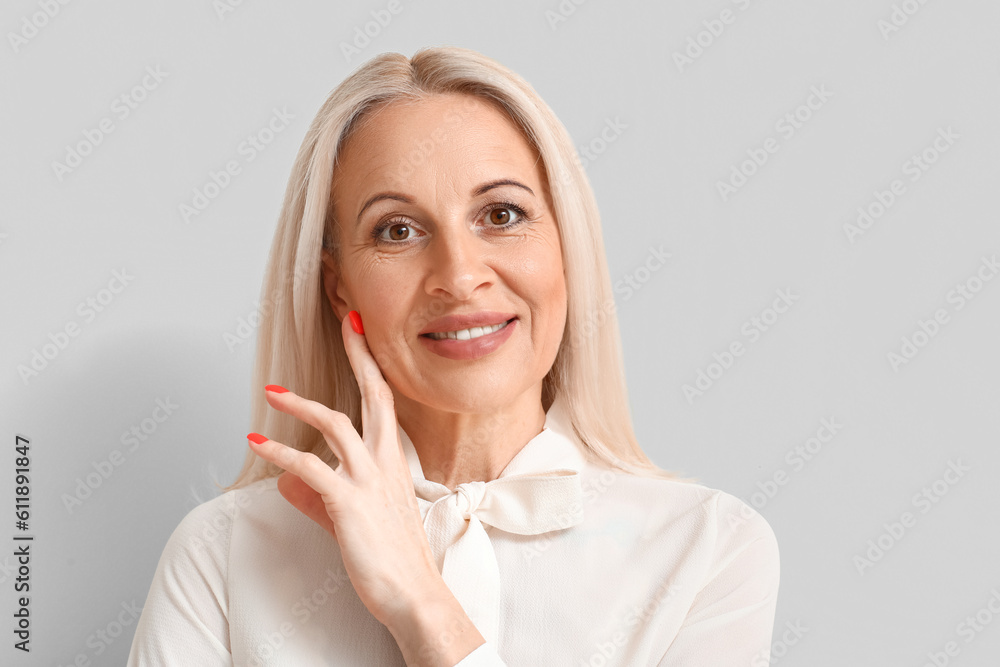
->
xmin=247 ymin=433 xmax=346 ymax=497
xmin=276 ymin=471 xmax=337 ymax=538
xmin=261 ymin=387 xmax=368 ymax=475
xmin=341 ymin=312 xmax=399 ymax=459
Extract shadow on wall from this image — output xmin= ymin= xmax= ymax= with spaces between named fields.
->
xmin=32 ymin=325 xmax=251 ymax=667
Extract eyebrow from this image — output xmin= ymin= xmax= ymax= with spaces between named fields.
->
xmin=355 ymin=178 xmax=535 ymax=227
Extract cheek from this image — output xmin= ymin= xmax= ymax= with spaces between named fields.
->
xmin=509 ymin=248 xmax=567 ymax=327
xmin=350 ymin=256 xmax=410 ymax=312
xmin=349 ymin=266 xmax=412 ymax=354
xmin=506 ymin=233 xmax=563 ymax=282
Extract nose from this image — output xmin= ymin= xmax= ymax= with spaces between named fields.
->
xmin=423 ymin=222 xmax=495 ymax=302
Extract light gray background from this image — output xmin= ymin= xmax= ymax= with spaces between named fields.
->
xmin=2 ymin=1 xmax=999 ymax=665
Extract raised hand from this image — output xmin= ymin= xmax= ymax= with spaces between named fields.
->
xmin=246 ymin=311 xmax=445 ymax=631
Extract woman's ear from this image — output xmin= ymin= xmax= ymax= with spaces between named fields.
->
xmin=321 ymin=248 xmax=351 ymax=321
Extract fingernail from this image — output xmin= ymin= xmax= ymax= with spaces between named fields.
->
xmin=265 ymin=384 xmax=289 ymax=393
xmin=247 ymin=432 xmax=268 ymax=445
xmin=349 ymin=310 xmax=365 ymax=335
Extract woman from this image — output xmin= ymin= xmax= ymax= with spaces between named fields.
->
xmin=128 ymin=46 xmax=780 ymax=666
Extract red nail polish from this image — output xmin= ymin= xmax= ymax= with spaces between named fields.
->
xmin=247 ymin=432 xmax=268 ymax=445
xmin=265 ymin=384 xmax=289 ymax=393
xmin=349 ymin=310 xmax=365 ymax=335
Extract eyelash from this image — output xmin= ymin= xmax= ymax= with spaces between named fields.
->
xmin=370 ymin=200 xmax=534 ymax=246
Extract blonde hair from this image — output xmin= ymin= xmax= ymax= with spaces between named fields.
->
xmin=226 ymin=46 xmax=692 ymax=490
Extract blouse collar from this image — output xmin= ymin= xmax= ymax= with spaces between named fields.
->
xmin=397 ymin=393 xmax=588 ymax=486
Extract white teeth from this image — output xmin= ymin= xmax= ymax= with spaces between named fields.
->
xmin=427 ymin=320 xmax=509 ymax=341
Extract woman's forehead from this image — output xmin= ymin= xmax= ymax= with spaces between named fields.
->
xmin=333 ymin=95 xmax=543 ymax=197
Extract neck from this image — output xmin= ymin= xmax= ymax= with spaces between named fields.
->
xmin=392 ymin=388 xmax=547 ymax=489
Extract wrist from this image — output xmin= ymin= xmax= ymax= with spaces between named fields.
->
xmin=385 ymin=584 xmax=485 ymax=667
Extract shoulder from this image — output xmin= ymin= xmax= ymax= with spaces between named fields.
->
xmin=695 ymin=485 xmax=780 ymax=590
xmin=581 ymin=464 xmax=780 ymax=581
xmin=154 ymin=486 xmax=238 ymax=580
xmin=154 ymin=478 xmax=288 ymax=576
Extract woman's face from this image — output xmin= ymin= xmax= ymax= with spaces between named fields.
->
xmin=323 ymin=93 xmax=567 ymax=414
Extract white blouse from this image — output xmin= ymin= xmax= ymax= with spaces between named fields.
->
xmin=128 ymin=394 xmax=780 ymax=666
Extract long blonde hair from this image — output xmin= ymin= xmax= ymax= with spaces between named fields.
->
xmin=226 ymin=46 xmax=690 ymax=490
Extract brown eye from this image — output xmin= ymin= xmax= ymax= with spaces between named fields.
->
xmin=384 ymin=223 xmax=411 ymax=241
xmin=372 ymin=218 xmax=426 ymax=245
xmin=488 ymin=207 xmax=518 ymax=226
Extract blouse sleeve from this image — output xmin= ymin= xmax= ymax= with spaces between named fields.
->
xmin=658 ymin=493 xmax=781 ymax=666
xmin=127 ymin=493 xmax=235 ymax=666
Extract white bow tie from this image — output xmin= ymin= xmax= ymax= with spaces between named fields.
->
xmin=399 ymin=398 xmax=586 ymax=647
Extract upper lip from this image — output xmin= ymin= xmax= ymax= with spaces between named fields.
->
xmin=419 ymin=311 xmax=517 ymax=335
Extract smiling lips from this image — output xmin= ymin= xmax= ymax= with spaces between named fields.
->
xmin=425 ymin=319 xmax=514 ymax=341
xmin=418 ymin=311 xmax=517 ymax=337
xmin=418 ymin=311 xmax=518 ymax=360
